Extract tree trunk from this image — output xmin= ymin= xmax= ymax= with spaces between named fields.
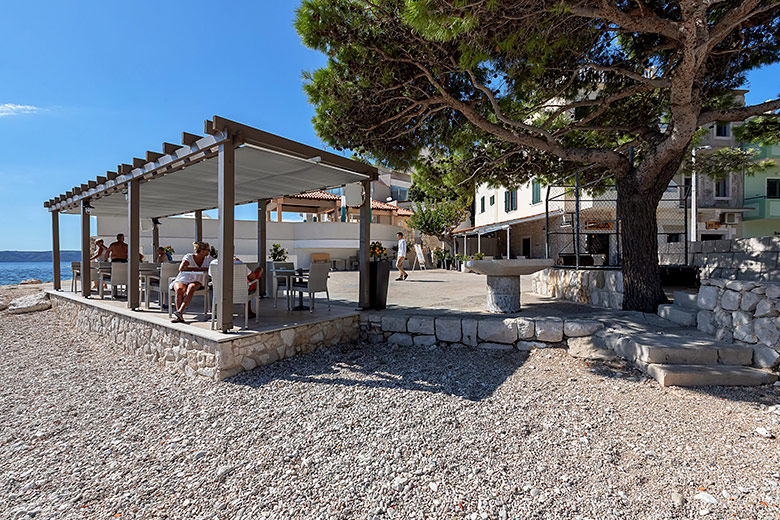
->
xmin=617 ymin=176 xmax=669 ymax=312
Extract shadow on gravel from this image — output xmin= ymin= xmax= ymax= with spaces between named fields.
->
xmin=226 ymin=343 xmax=528 ymax=401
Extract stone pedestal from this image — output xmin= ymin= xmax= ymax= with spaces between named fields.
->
xmin=486 ymin=275 xmax=521 ymax=313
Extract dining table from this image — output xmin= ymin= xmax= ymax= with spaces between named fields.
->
xmin=140 ymin=265 xmax=161 ymax=309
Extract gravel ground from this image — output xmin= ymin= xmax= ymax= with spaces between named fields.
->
xmin=2 ymin=295 xmax=780 ymax=520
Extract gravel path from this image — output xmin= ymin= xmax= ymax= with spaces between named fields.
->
xmin=2 ymin=301 xmax=780 ymax=520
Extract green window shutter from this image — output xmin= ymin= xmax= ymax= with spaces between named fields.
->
xmin=504 ymin=191 xmax=509 ymax=212
xmin=532 ymin=180 xmax=541 ymax=204
xmin=510 ymin=189 xmax=517 ymax=211
xmin=480 ymin=196 xmax=485 ymax=213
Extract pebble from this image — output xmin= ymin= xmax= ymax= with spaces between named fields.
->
xmin=694 ymin=492 xmax=718 ymax=504
xmin=671 ymin=491 xmax=685 ymax=507
xmin=755 ymin=427 xmax=774 ymax=438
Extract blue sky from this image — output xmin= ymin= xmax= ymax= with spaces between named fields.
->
xmin=1 ymin=1 xmax=779 ymax=251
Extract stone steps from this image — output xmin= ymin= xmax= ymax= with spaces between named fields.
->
xmin=657 ymin=304 xmax=697 ymax=327
xmin=672 ymin=291 xmax=699 ymax=309
xmin=647 ymin=364 xmax=778 ymax=387
xmin=608 ymin=331 xmax=753 ymax=366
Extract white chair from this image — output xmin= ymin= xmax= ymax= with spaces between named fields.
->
xmin=99 ymin=263 xmax=128 ymax=299
xmin=211 ymin=268 xmax=259 ymax=329
xmin=168 ymin=271 xmax=210 ymax=319
xmin=291 ymin=262 xmax=330 ymax=313
xmin=152 ymin=263 xmax=180 ymax=310
xmin=71 ymin=262 xmax=80 ymax=292
xmin=272 ymin=261 xmax=295 ymax=309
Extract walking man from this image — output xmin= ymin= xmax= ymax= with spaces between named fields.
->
xmin=395 ymin=231 xmax=408 ymax=281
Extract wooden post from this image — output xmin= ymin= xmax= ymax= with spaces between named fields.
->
xmin=258 ymin=200 xmax=268 ymax=296
xmin=277 ymin=199 xmax=283 ymax=222
xmin=152 ymin=219 xmax=160 ymax=258
xmin=195 ymin=210 xmax=203 ymax=242
xmin=217 ymin=140 xmax=235 ymax=331
xmin=128 ymin=179 xmax=141 ymax=309
xmin=359 ymin=179 xmax=371 ymax=308
xmin=51 ymin=210 xmax=61 ymax=290
xmin=81 ymin=200 xmax=91 ymax=297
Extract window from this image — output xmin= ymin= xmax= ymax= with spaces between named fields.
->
xmin=715 ymin=176 xmax=730 ymax=199
xmin=504 ymin=189 xmax=517 ymax=212
xmin=327 ymin=187 xmax=343 ymax=196
xmin=480 ymin=196 xmax=485 ymax=213
xmin=768 ymin=179 xmax=780 ymax=199
xmin=489 ymin=195 xmax=495 ymax=206
xmin=667 ymin=233 xmax=681 ymax=243
xmin=715 ymin=122 xmax=731 ymax=138
xmin=531 ymin=179 xmax=541 ymax=204
xmin=390 ymin=186 xmax=408 ymax=201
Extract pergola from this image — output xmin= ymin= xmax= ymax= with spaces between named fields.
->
xmin=44 ymin=116 xmax=378 ymax=331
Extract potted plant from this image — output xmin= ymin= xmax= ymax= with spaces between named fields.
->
xmin=269 ymin=243 xmax=288 ymax=262
xmin=443 ymin=249 xmax=453 ymax=270
xmin=473 ymin=252 xmax=485 ymax=260
xmin=368 ymin=241 xmax=391 ymax=309
xmin=210 ymin=246 xmax=219 ymax=259
xmin=456 ymin=254 xmax=468 ymax=272
xmin=163 ymin=245 xmax=175 ymax=262
xmin=432 ymin=247 xmax=446 ymax=269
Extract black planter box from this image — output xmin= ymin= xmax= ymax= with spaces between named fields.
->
xmin=369 ymin=261 xmax=391 ymax=309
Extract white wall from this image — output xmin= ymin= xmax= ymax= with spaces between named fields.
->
xmin=96 ymin=216 xmax=403 ymax=268
xmin=475 ymin=180 xmax=547 ymax=228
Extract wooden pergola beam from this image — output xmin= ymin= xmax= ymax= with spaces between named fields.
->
xmin=118 ymin=164 xmax=133 ymax=175
xmin=146 ymin=151 xmax=164 ymax=162
xmin=107 ymin=171 xmax=118 ymax=181
xmin=132 ymin=157 xmax=146 ymax=169
xmin=182 ymin=132 xmax=202 ymax=146
xmin=163 ymin=142 xmax=183 ymax=155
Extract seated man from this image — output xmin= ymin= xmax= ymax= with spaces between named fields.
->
xmin=155 ymin=246 xmax=168 ymax=263
xmin=106 ymin=233 xmax=129 ymax=262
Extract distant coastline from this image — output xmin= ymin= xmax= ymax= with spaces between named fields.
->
xmin=0 ymin=250 xmax=81 ymax=262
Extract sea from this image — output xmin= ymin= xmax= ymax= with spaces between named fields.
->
xmin=0 ymin=262 xmax=73 ymax=286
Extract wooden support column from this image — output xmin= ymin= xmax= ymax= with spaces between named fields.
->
xmin=217 ymin=140 xmax=235 ymax=331
xmin=128 ymin=179 xmax=141 ymax=309
xmin=152 ymin=219 xmax=160 ymax=258
xmin=51 ymin=210 xmax=61 ymax=290
xmin=277 ymin=199 xmax=283 ymax=222
xmin=81 ymin=200 xmax=91 ymax=297
xmin=195 ymin=210 xmax=203 ymax=242
xmin=358 ymin=179 xmax=371 ymax=309
xmin=257 ymin=200 xmax=268 ymax=297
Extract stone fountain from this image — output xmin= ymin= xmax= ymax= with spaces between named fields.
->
xmin=466 ymin=259 xmax=554 ymax=313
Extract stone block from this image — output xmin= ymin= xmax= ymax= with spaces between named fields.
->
xmin=714 ymin=308 xmax=732 ymax=328
xmin=462 ymin=319 xmax=478 ymax=347
xmin=563 ymin=319 xmax=604 ymax=337
xmin=733 ymin=311 xmax=757 ymax=343
xmin=567 ymin=337 xmax=618 ymax=360
xmin=413 ymin=335 xmax=437 ymax=347
xmin=697 ymin=286 xmax=719 ymax=310
xmin=478 ymin=342 xmax=514 ymax=351
xmin=697 ymin=310 xmax=717 ymax=335
xmin=740 ymin=291 xmax=761 ymax=312
xmin=8 ymin=292 xmax=51 ymax=314
xmin=715 ymin=328 xmax=734 ymax=343
xmin=435 ymin=317 xmax=462 ymax=343
xmin=713 ymin=239 xmax=732 ymax=252
xmin=753 ymin=345 xmax=780 ymax=368
xmin=754 ymin=317 xmax=780 ymax=347
xmin=535 ymin=318 xmax=564 ymax=342
xmin=381 ymin=315 xmax=408 ymax=333
xmin=478 ymin=318 xmax=517 ymax=343
xmin=407 ymin=316 xmax=435 ymax=335
xmin=658 ymin=305 xmax=697 ymax=327
xmin=515 ymin=340 xmax=547 ymax=351
xmin=610 ymin=292 xmax=624 ymax=310
xmin=766 ymin=285 xmax=780 ymax=299
xmin=387 ymin=333 xmax=413 ymax=347
xmin=515 ymin=318 xmax=535 ymax=339
xmin=754 ymin=299 xmax=776 ymax=319
xmin=720 ymin=290 xmax=741 ymax=311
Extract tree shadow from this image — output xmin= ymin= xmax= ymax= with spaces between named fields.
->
xmin=226 ymin=342 xmax=528 ymax=401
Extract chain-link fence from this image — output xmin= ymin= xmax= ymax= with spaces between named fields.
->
xmin=545 ymin=174 xmax=690 ymax=268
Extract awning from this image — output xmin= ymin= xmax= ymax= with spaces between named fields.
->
xmin=455 ymin=210 xmax=563 ymax=236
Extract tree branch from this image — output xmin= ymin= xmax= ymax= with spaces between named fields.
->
xmin=699 ymin=98 xmax=780 ymax=125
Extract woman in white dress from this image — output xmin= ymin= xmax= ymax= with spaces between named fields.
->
xmin=170 ymin=241 xmax=212 ymax=323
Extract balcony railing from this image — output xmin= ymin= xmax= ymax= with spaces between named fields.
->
xmin=743 ymin=196 xmax=780 ymax=220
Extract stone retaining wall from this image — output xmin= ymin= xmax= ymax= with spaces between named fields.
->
xmin=530 ymin=268 xmax=624 ymax=310
xmin=696 ymin=279 xmax=780 ymax=368
xmin=51 ymin=294 xmax=358 ymax=381
xmin=693 ymin=236 xmax=780 ymax=281
xmin=359 ymin=311 xmax=604 ymax=351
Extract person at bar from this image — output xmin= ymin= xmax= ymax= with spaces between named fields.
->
xmin=169 ymin=241 xmax=213 ymax=323
xmin=106 ymin=233 xmax=129 ymax=262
